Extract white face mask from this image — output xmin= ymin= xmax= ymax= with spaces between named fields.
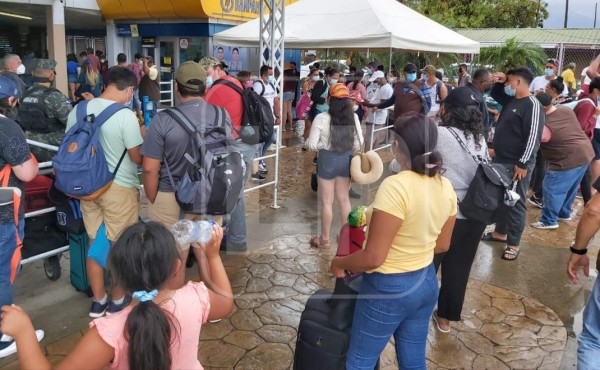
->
xmin=16 ymin=64 xmax=25 ymax=75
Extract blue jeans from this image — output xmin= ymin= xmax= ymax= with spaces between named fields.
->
xmin=0 ymin=220 xmax=24 ymax=335
xmin=578 ymin=277 xmax=600 ymax=369
xmin=227 ymin=141 xmax=259 ymax=245
xmin=132 ymin=89 xmax=141 ymax=112
xmin=541 ymin=164 xmax=588 ymax=225
xmin=260 ymin=130 xmax=276 ymax=158
xmin=346 ymin=265 xmax=438 ymax=370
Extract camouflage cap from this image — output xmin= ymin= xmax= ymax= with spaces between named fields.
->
xmin=199 ymin=56 xmax=221 ymax=70
xmin=35 ymin=59 xmax=57 ymax=71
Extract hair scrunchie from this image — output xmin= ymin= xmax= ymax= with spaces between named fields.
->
xmin=133 ymin=289 xmax=158 ymax=302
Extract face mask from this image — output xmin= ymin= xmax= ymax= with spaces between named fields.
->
xmin=312 ymin=76 xmax=320 ymax=81
xmin=406 ymin=73 xmax=417 ymax=82
xmin=389 ymin=158 xmax=401 ymax=173
xmin=422 ymin=74 xmax=427 ymax=80
xmin=330 ymin=78 xmax=338 ymax=84
xmin=206 ymin=76 xmax=214 ymax=88
xmin=268 ymin=76 xmax=275 ymax=84
xmin=16 ymin=64 xmax=25 ymax=75
xmin=544 ymin=69 xmax=554 ymax=77
xmin=139 ymin=61 xmax=144 ymax=67
xmin=125 ymin=89 xmax=134 ymax=107
xmin=245 ymin=81 xmax=254 ymax=88
xmin=504 ymin=84 xmax=516 ymax=97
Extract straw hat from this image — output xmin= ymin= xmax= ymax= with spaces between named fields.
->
xmin=350 ymin=151 xmax=383 ymax=185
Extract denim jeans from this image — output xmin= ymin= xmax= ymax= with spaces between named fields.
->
xmin=0 ymin=219 xmax=24 ymax=336
xmin=260 ymin=130 xmax=276 ymax=158
xmin=227 ymin=141 xmax=259 ymax=245
xmin=132 ymin=89 xmax=141 ymax=112
xmin=346 ymin=265 xmax=438 ymax=370
xmin=578 ymin=277 xmax=600 ymax=369
xmin=541 ymin=164 xmax=588 ymax=225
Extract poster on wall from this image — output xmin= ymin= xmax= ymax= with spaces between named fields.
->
xmin=212 ymin=45 xmax=249 ymax=76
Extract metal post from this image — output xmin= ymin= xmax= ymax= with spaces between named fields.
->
xmin=259 ymin=0 xmax=284 ymax=209
xmin=388 ymin=47 xmax=393 ymax=76
xmin=594 ymin=3 xmax=598 ymax=28
xmin=557 ymin=43 xmax=565 ymax=73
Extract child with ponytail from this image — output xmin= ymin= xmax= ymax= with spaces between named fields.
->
xmin=0 ymin=221 xmax=233 ymax=370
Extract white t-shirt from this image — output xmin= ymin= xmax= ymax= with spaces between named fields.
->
xmin=530 ymin=75 xmax=569 ymax=95
xmin=253 ymin=80 xmax=277 ymax=113
xmin=367 ymin=83 xmax=393 ymax=124
xmin=582 ymin=67 xmax=592 ymax=86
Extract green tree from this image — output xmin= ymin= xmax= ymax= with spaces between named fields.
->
xmin=402 ymin=0 xmax=549 ymax=28
xmin=479 ymin=38 xmax=548 ymax=73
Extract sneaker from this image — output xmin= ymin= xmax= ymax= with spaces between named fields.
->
xmin=251 ymin=172 xmax=266 ymax=182
xmin=558 ymin=215 xmax=573 ymax=222
xmin=268 ymin=144 xmax=277 ymax=151
xmin=89 ymin=299 xmax=110 ymax=318
xmin=258 ymin=161 xmax=268 ymax=174
xmin=530 ymin=221 xmax=558 ymax=230
xmin=0 ymin=330 xmax=44 ymax=358
xmin=106 ymin=295 xmax=132 ymax=315
xmin=527 ymin=196 xmax=543 ymax=209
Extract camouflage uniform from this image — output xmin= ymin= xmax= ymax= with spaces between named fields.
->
xmin=21 ymin=59 xmax=72 ymax=162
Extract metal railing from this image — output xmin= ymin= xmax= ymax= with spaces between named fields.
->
xmin=243 ymin=125 xmax=281 ymax=209
xmin=159 ymin=80 xmax=175 ymax=110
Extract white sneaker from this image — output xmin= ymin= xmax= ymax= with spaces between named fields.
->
xmin=208 ymin=319 xmax=222 ymax=323
xmin=0 ymin=330 xmax=44 ymax=358
xmin=558 ymin=215 xmax=572 ymax=222
xmin=530 ymin=221 xmax=558 ymax=230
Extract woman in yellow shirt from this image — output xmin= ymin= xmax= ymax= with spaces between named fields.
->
xmin=330 ymin=114 xmax=457 ymax=370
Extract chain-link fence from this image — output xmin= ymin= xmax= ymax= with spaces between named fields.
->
xmin=546 ymin=44 xmax=599 ymax=90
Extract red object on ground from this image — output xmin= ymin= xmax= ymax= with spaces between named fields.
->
xmin=336 ymin=223 xmax=366 ymax=257
xmin=24 ymin=175 xmax=53 ymax=213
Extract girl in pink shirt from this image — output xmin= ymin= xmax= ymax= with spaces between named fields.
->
xmin=0 ymin=221 xmax=234 ymax=370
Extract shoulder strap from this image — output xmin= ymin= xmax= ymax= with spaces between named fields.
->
xmin=93 ymin=103 xmax=129 ymax=127
xmin=212 ymin=78 xmax=244 ymax=96
xmin=446 ymin=127 xmax=484 ymax=164
xmin=164 ymin=107 xmax=197 ymax=135
xmin=257 ymin=80 xmax=266 ymax=96
xmin=75 ymin=100 xmax=89 ymax=123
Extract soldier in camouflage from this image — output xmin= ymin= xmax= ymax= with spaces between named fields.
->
xmin=18 ymin=59 xmax=72 ymax=162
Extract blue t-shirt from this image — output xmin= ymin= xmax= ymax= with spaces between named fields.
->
xmin=67 ymin=61 xmax=79 ymax=76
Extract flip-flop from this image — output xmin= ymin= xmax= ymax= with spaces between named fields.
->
xmin=481 ymin=232 xmax=508 ymax=243
xmin=432 ymin=312 xmax=451 ymax=333
xmin=501 ymin=246 xmax=520 ymax=261
xmin=309 ymin=236 xmax=330 ymax=249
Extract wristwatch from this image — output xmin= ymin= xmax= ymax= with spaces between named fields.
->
xmin=570 ymin=246 xmax=588 ymax=255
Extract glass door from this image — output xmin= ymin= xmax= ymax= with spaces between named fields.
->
xmin=159 ymin=40 xmax=175 ymax=102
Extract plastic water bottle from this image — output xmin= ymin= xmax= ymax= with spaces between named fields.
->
xmin=171 ymin=220 xmax=216 ymax=246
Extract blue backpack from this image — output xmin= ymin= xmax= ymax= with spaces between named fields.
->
xmin=52 ymin=101 xmax=128 ymax=201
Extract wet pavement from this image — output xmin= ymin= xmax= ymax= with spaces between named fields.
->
xmin=1 ymin=130 xmax=597 ymax=369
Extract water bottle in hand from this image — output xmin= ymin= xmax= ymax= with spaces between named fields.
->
xmin=171 ymin=220 xmax=217 ymax=246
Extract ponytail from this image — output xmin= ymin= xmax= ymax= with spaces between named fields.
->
xmin=125 ymin=301 xmax=173 ymax=370
xmin=411 ymin=151 xmax=444 ymax=177
xmin=393 ymin=114 xmax=444 ymax=177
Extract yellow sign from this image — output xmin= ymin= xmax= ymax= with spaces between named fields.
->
xmin=130 ymin=24 xmax=139 ymax=37
xmin=164 ymin=57 xmax=172 ymax=64
xmin=201 ymin=0 xmax=297 ymax=22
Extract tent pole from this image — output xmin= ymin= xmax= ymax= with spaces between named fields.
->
xmin=367 ymin=48 xmax=370 ymax=59
xmin=389 ymin=47 xmax=393 ymax=75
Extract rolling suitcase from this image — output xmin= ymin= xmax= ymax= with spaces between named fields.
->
xmin=68 ymin=232 xmax=92 ymax=296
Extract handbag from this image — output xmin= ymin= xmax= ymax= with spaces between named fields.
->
xmin=447 ymin=127 xmax=515 ymax=224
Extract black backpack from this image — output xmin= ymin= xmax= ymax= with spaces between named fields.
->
xmin=212 ymin=79 xmax=274 ymax=145
xmin=18 ymin=86 xmax=61 ymax=132
xmin=163 ymin=105 xmax=245 ymax=215
xmin=447 ymin=128 xmax=513 ymax=224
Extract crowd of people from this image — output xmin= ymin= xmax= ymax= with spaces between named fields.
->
xmin=0 ymin=48 xmax=599 ymax=370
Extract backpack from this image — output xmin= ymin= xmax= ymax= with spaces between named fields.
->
xmin=401 ymin=82 xmax=430 ymax=115
xmin=18 ymin=86 xmax=61 ymax=132
xmin=48 ymin=184 xmax=85 ymax=234
xmin=562 ymin=98 xmax=594 ymax=110
xmin=254 ymin=79 xmax=276 ymax=96
xmin=447 ymin=128 xmax=514 ymax=224
xmin=52 ymin=101 xmax=128 ymax=201
xmin=163 ymin=105 xmax=245 ymax=215
xmin=212 ymin=79 xmax=274 ymax=145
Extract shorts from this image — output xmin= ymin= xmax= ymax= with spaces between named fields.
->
xmin=80 ymin=183 xmax=140 ymax=242
xmin=283 ymin=91 xmax=296 ymax=102
xmin=68 ymin=74 xmax=78 ymax=84
xmin=317 ymin=149 xmax=352 ymax=180
xmin=146 ymin=191 xmax=222 ymax=250
xmin=592 ymin=129 xmax=600 ymax=160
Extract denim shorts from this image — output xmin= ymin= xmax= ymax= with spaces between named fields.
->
xmin=283 ymin=91 xmax=296 ymax=102
xmin=317 ymin=149 xmax=352 ymax=180
xmin=68 ymin=74 xmax=78 ymax=84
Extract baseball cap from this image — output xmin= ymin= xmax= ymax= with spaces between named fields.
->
xmin=35 ymin=59 xmax=57 ymax=71
xmin=199 ymin=56 xmax=221 ymax=71
xmin=369 ymin=70 xmax=385 ymax=82
xmin=440 ymin=87 xmax=479 ymax=109
xmin=421 ymin=65 xmax=437 ymax=74
xmin=175 ymin=61 xmax=207 ymax=91
xmin=329 ymin=83 xmax=350 ymax=99
xmin=367 ymin=61 xmax=378 ymax=69
xmin=403 ymin=63 xmax=418 ymax=73
xmin=0 ymin=76 xmax=19 ymax=99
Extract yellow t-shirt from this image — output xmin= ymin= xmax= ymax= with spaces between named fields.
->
xmin=561 ymin=69 xmax=576 ymax=90
xmin=367 ymin=171 xmax=457 ymax=274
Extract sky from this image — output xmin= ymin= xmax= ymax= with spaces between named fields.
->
xmin=544 ymin=0 xmax=599 ymax=28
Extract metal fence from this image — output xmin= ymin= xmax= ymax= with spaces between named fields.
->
xmin=545 ymin=44 xmax=599 ymax=90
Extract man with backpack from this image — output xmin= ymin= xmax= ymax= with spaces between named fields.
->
xmin=18 ymin=59 xmax=72 ymax=163
xmin=372 ymin=63 xmax=429 ymax=119
xmin=63 ymin=67 xmax=144 ymax=318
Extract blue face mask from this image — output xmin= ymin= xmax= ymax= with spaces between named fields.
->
xmin=206 ymin=76 xmax=214 ymax=88
xmin=268 ymin=76 xmax=275 ymax=84
xmin=406 ymin=73 xmax=417 ymax=82
xmin=504 ymin=84 xmax=516 ymax=97
xmin=330 ymin=78 xmax=338 ymax=84
xmin=544 ymin=68 xmax=554 ymax=77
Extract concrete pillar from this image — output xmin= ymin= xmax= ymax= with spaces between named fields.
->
xmin=46 ymin=0 xmax=68 ymax=95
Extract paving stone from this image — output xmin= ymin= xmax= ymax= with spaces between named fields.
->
xmin=523 ymin=297 xmax=564 ymax=326
xmin=198 ymin=340 xmax=246 ymax=368
xmin=538 ymin=351 xmax=564 ymax=370
xmin=494 ymin=346 xmax=547 ymax=369
xmin=292 ymin=276 xmax=321 ymax=295
xmin=246 ymin=253 xmax=278 ymax=264
xmin=235 ymin=343 xmax=292 ymax=370
xmin=466 ymin=279 xmax=484 ymax=290
xmin=223 ymin=330 xmax=265 ymax=350
xmin=475 ymin=306 xmax=506 ymax=323
xmin=503 ymin=315 xmax=542 ymax=333
xmin=230 ymin=309 xmax=263 ymax=331
xmin=380 ymin=340 xmax=398 ymax=368
xmin=255 ymin=301 xmax=301 ymax=327
xmin=304 ymin=272 xmax=335 ymax=289
xmin=480 ymin=283 xmax=522 ymax=299
xmin=492 ymin=297 xmax=525 ymax=316
xmin=462 ymin=288 xmax=492 ymax=313
xmin=270 ymin=259 xmax=307 ymax=274
xmin=235 ymin=293 xmax=269 ymax=310
xmin=200 ymin=319 xmax=234 ymax=340
xmin=245 ymin=277 xmax=272 ymax=293
xmin=45 ymin=331 xmax=83 ymax=355
xmin=223 ymin=256 xmax=250 ymax=268
xmin=457 ymin=331 xmax=494 ymax=355
xmin=269 ymin=271 xmax=299 ymax=287
xmin=266 ymin=286 xmax=298 ymax=300
xmin=426 ymin=331 xmax=477 ymax=369
xmin=294 ymin=254 xmax=322 ymax=266
xmin=451 ymin=312 xmax=483 ymax=332
xmin=248 ymin=263 xmax=275 ymax=279
xmin=229 ymin=274 xmax=250 ymax=289
xmin=472 ymin=354 xmax=510 ymax=370
xmin=257 ymin=325 xmax=297 ymax=343
xmin=275 ymin=248 xmax=302 ymax=259
xmin=538 ymin=326 xmax=568 ymax=351
xmin=481 ymin=323 xmax=538 ymax=346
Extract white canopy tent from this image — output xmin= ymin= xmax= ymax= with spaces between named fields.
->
xmin=213 ymin=0 xmax=480 ymax=54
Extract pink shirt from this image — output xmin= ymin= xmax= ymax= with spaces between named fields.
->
xmin=90 ymin=281 xmax=211 ymax=370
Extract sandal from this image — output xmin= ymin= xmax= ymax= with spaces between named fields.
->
xmin=481 ymin=232 xmax=507 ymax=243
xmin=502 ymin=246 xmax=520 ymax=261
xmin=432 ymin=311 xmax=451 ymax=333
xmin=309 ymin=236 xmax=330 ymax=249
